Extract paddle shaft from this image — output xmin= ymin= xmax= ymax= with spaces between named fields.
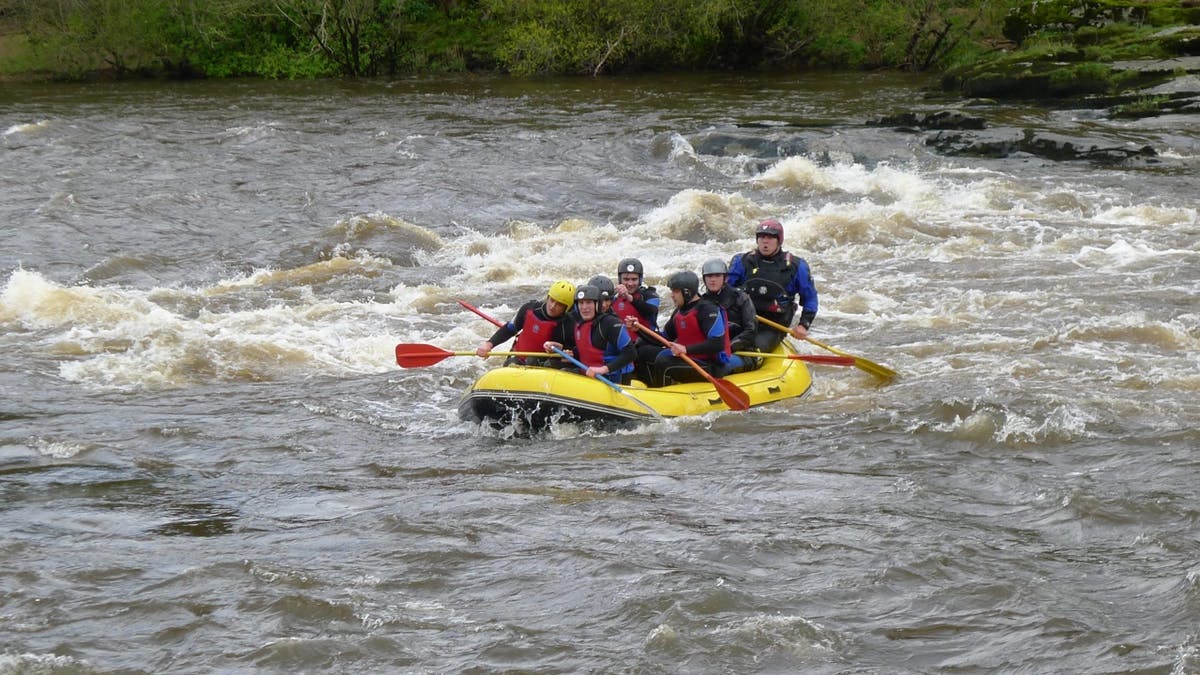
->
xmin=549 ymin=346 xmax=662 ymax=420
xmin=734 ymin=351 xmax=856 ymax=366
xmin=395 ymin=343 xmax=562 ymax=368
xmin=458 ymin=299 xmax=506 ymax=328
xmin=755 ymin=314 xmax=897 ymax=380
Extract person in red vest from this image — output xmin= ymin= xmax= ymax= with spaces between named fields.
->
xmin=475 ymin=280 xmax=576 ymax=366
xmin=567 ymin=284 xmax=636 ymax=384
xmin=646 ymin=271 xmax=731 ymax=387
xmin=611 ymin=258 xmax=660 ymax=339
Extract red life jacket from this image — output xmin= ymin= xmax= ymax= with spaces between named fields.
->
xmin=513 ymin=307 xmax=561 ymax=352
xmin=573 ymin=319 xmax=606 ymax=367
xmin=671 ymin=303 xmax=729 ymax=362
xmin=612 ymin=293 xmax=640 ymax=335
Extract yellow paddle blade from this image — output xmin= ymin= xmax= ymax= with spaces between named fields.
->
xmin=803 ymin=337 xmax=897 ymax=381
xmin=754 ymin=314 xmax=897 ymax=381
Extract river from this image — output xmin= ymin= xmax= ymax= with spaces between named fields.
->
xmin=1 ymin=72 xmax=1198 ymax=673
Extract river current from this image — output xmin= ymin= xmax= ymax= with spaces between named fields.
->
xmin=1 ymin=73 xmax=1198 ymax=673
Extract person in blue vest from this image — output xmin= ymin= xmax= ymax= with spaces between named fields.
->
xmin=700 ymin=258 xmax=759 ymax=373
xmin=726 ymin=219 xmax=818 ymax=352
xmin=475 ymin=280 xmax=576 ymax=366
xmin=566 ymin=284 xmax=637 ymax=384
xmin=611 ymin=258 xmax=660 ymax=340
xmin=647 ymin=271 xmax=731 ymax=388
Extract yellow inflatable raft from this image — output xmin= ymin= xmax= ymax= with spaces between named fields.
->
xmin=458 ymin=342 xmax=813 ymax=429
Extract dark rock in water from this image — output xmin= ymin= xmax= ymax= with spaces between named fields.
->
xmin=927 ymin=128 xmax=1157 ymax=164
xmin=688 ymin=131 xmax=809 ymax=159
xmin=871 ymin=110 xmax=988 ymax=131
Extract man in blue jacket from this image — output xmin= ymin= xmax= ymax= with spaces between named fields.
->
xmin=726 ymin=219 xmax=818 ymax=353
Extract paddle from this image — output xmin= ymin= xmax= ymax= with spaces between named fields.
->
xmin=457 ymin=299 xmax=506 ymax=328
xmin=632 ymin=322 xmax=750 ymax=411
xmin=548 ymin=346 xmax=663 ymax=421
xmin=395 ymin=343 xmax=562 ymax=368
xmin=755 ymin=314 xmax=897 ymax=380
xmin=734 ymin=351 xmax=856 ymax=366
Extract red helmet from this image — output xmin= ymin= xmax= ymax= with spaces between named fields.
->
xmin=756 ymin=219 xmax=784 ymax=245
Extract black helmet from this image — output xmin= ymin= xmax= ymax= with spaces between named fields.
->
xmin=667 ymin=270 xmax=700 ymax=301
xmin=616 ymin=258 xmax=643 ymax=279
xmin=701 ymin=258 xmax=728 ymax=276
xmin=575 ymin=284 xmax=601 ymax=302
xmin=588 ymin=275 xmax=615 ymax=300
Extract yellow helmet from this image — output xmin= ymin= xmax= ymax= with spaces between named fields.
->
xmin=547 ymin=280 xmax=576 ymax=309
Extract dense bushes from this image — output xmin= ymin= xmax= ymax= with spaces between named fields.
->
xmin=0 ymin=0 xmax=1019 ymax=80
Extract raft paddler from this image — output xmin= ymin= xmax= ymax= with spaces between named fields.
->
xmin=701 ymin=257 xmax=758 ymax=374
xmin=475 ymin=280 xmax=577 ymax=366
xmin=568 ymin=284 xmax=637 ymax=384
xmin=611 ymin=258 xmax=660 ymax=340
xmin=645 ymin=271 xmax=731 ymax=388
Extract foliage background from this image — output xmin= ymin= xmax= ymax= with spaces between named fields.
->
xmin=0 ymin=0 xmax=1023 ymax=80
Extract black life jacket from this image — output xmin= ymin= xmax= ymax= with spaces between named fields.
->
xmin=739 ymin=250 xmax=797 ymax=314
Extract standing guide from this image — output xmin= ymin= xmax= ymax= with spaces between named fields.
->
xmin=726 ymin=219 xmax=819 ymax=352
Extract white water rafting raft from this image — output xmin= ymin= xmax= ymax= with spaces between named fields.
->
xmin=456 ymin=342 xmax=814 ymax=429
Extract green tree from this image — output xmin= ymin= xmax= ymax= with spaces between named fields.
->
xmin=486 ymin=0 xmax=733 ymax=75
xmin=271 ymin=0 xmax=407 ymax=76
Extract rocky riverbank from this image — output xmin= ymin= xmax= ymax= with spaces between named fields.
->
xmin=874 ymin=1 xmax=1200 ymax=164
xmin=946 ymin=1 xmax=1200 ymax=112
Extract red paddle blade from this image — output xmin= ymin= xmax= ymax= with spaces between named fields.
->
xmin=395 ymin=343 xmax=454 ymax=368
xmin=713 ymin=378 xmax=751 ymax=411
xmin=793 ymin=354 xmax=856 ymax=366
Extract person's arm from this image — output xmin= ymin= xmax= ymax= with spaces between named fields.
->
xmin=726 ymin=253 xmax=746 ymax=288
xmin=591 ymin=315 xmax=636 ymax=375
xmin=731 ymin=292 xmax=758 ymax=351
xmin=634 ymin=286 xmax=660 ymax=324
xmin=661 ymin=311 xmax=678 ymax=342
xmin=476 ymin=302 xmax=527 ymax=355
xmin=685 ymin=305 xmax=727 ymax=357
xmin=788 ymin=259 xmax=819 ymax=335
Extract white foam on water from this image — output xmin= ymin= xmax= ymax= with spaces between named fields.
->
xmin=28 ymin=437 xmax=90 ymax=459
xmin=1 ymin=267 xmax=414 ymax=389
xmin=1073 ymin=237 xmax=1196 ymax=269
xmin=3 ymin=120 xmax=51 ymax=136
xmin=0 ymin=653 xmax=91 ymax=674
xmin=2 ymin=150 xmax=1192 ymax=403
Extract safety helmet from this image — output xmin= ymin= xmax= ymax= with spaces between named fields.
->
xmin=548 ymin=280 xmax=576 ymax=309
xmin=701 ymin=258 xmax=728 ymax=276
xmin=575 ymin=284 xmax=601 ymax=302
xmin=588 ymin=275 xmax=615 ymax=300
xmin=667 ymin=270 xmax=700 ymax=301
xmin=616 ymin=258 xmax=644 ymax=279
xmin=756 ymin=219 xmax=784 ymax=245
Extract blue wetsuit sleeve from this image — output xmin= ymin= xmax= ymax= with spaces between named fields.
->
xmin=787 ymin=259 xmax=819 ymax=328
xmin=727 ymin=254 xmax=746 ymax=287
